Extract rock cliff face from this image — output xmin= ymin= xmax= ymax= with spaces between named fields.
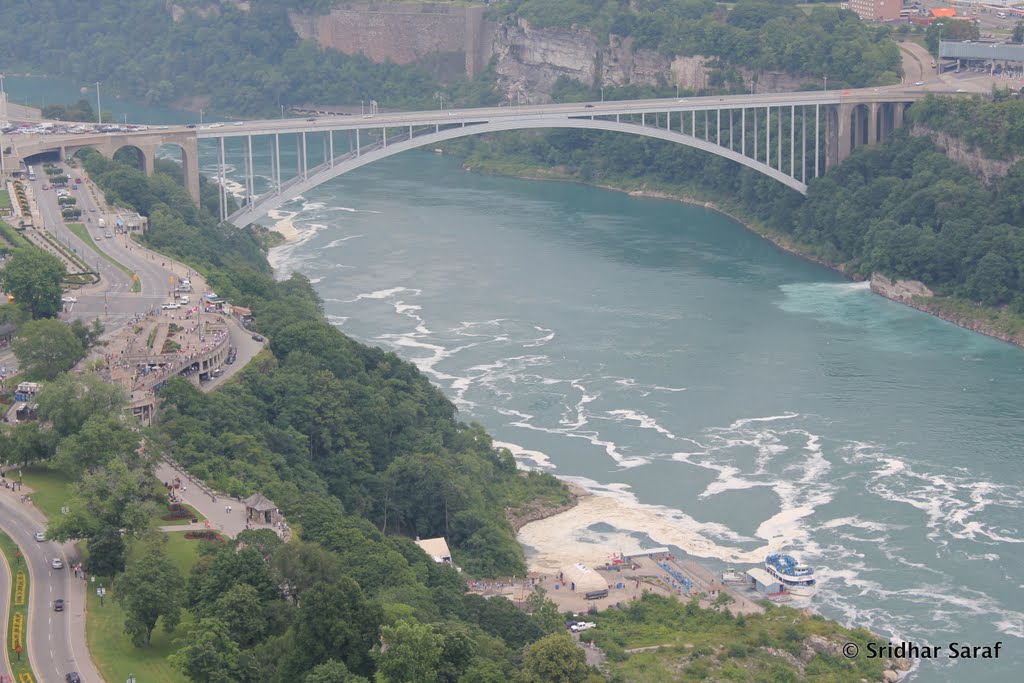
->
xmin=912 ymin=124 xmax=1022 ymax=186
xmin=282 ymin=5 xmax=814 ymax=102
xmin=287 ymin=2 xmax=493 ymax=79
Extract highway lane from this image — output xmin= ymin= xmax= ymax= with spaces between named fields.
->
xmin=0 ymin=490 xmax=100 ymax=683
xmin=29 ymin=167 xmax=180 ymax=331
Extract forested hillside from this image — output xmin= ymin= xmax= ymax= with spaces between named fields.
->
xmin=0 ymin=0 xmax=449 ymax=114
xmin=0 ymin=0 xmax=899 ymax=117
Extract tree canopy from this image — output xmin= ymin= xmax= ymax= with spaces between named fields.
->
xmin=0 ymin=248 xmax=65 ymax=319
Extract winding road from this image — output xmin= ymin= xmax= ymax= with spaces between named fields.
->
xmin=0 ymin=489 xmax=101 ymax=683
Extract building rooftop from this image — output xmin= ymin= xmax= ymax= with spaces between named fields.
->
xmin=415 ymin=537 xmax=452 ymax=563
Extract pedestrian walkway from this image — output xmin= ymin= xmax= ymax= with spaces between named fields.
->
xmin=154 ymin=460 xmax=290 ymax=541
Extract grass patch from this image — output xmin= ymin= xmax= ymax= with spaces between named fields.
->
xmin=65 ymin=223 xmax=137 ymax=283
xmin=0 ymin=188 xmax=11 ymax=210
xmin=19 ymin=466 xmax=75 ymax=522
xmin=0 ymin=530 xmax=37 ymax=683
xmin=86 ymin=532 xmax=201 ymax=683
xmin=85 ymin=579 xmax=192 ymax=683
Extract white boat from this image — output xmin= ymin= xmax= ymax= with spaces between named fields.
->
xmin=721 ymin=569 xmax=747 ymax=584
xmin=764 ymin=553 xmax=817 ymax=598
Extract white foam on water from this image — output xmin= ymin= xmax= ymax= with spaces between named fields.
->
xmin=324 ymin=234 xmax=364 ymax=249
xmin=324 ymin=314 xmax=349 ymax=326
xmin=342 ymin=286 xmax=423 ymax=303
xmin=493 ymin=440 xmax=556 ymax=470
xmin=517 ymin=478 xmax=771 ymax=574
xmin=523 ymin=325 xmax=555 ymax=347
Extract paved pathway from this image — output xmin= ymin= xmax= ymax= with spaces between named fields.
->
xmin=154 ymin=461 xmax=288 ymax=541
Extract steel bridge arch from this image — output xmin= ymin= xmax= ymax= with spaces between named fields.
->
xmin=226 ymin=117 xmax=809 ymax=226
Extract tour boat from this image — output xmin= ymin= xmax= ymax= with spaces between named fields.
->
xmin=764 ymin=553 xmax=817 ymax=597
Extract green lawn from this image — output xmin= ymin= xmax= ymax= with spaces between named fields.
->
xmin=19 ymin=466 xmax=75 ymax=522
xmin=87 ymin=532 xmax=204 ymax=683
xmin=0 ymin=187 xmax=11 ymax=210
xmin=0 ymin=530 xmax=37 ymax=683
xmin=86 ymin=581 xmax=192 ymax=683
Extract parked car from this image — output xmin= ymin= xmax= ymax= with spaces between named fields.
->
xmin=211 ymin=368 xmax=224 ymax=377
xmin=54 ymin=598 xmax=64 ymax=612
xmin=61 ymin=296 xmax=77 ymax=303
xmin=161 ymin=303 xmax=181 ymax=310
xmin=51 ymin=558 xmax=63 ymax=569
xmin=252 ymin=334 xmax=265 ymax=342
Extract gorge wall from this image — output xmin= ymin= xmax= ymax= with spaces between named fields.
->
xmin=911 ymin=124 xmax=1022 ymax=186
xmin=287 ymin=2 xmax=495 ymax=79
xmin=281 ymin=4 xmax=813 ymax=102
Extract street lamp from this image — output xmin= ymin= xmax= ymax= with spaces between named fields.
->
xmin=936 ymin=22 xmax=945 ymax=62
xmin=675 ymin=83 xmax=679 ymax=99
xmin=823 ymin=74 xmax=828 ymax=91
xmin=360 ymin=100 xmax=365 ymax=116
xmin=199 ymin=109 xmax=204 ymax=125
xmin=94 ymin=81 xmax=102 ymax=124
xmin=600 ymin=86 xmax=604 ymax=102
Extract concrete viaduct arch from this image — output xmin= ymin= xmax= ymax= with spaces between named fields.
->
xmin=54 ymin=131 xmax=201 ymax=204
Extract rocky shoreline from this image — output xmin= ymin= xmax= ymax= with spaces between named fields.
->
xmin=505 ymin=480 xmax=589 ymax=534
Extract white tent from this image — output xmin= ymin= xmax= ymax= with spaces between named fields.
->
xmin=561 ymin=563 xmax=607 ymax=593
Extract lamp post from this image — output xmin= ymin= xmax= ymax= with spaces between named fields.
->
xmin=600 ymin=86 xmax=604 ymax=102
xmin=95 ymin=81 xmax=102 ymax=124
xmin=823 ymin=74 xmax=828 ymax=91
xmin=361 ymin=100 xmax=365 ymax=116
xmin=280 ymin=104 xmax=284 ymax=120
xmin=675 ymin=83 xmax=679 ymax=99
xmin=936 ymin=22 xmax=945 ymax=63
xmin=199 ymin=109 xmax=204 ymax=125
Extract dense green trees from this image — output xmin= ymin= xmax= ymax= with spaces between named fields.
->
xmin=11 ymin=319 xmax=85 ymax=379
xmin=0 ymin=248 xmax=65 ymax=319
xmin=114 ymin=543 xmax=187 ymax=646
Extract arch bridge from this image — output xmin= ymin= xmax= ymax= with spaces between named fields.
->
xmin=5 ymin=87 xmax=930 ymax=226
